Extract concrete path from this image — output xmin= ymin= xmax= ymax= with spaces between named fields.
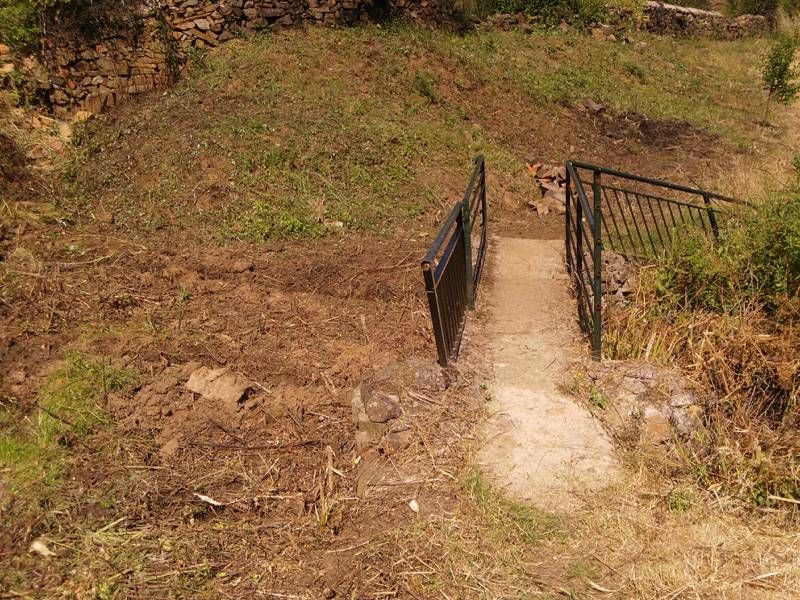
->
xmin=478 ymin=237 xmax=619 ymax=511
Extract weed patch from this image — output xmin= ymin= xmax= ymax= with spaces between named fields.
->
xmin=0 ymin=353 xmax=136 ymax=516
xmin=605 ymin=196 xmax=800 ymax=507
xmin=462 ymin=468 xmax=563 ymax=543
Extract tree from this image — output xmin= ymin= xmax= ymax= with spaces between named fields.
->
xmin=762 ymin=34 xmax=800 ymax=124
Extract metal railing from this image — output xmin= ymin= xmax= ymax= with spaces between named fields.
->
xmin=565 ymin=160 xmax=746 ymax=361
xmin=422 ymin=156 xmax=489 ymax=366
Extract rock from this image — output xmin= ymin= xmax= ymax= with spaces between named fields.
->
xmin=71 ymin=110 xmax=93 ymax=123
xmin=229 ymin=259 xmax=254 ymax=273
xmin=642 ymin=407 xmax=671 ymax=444
xmin=354 ymin=430 xmax=372 ymax=452
xmin=1 ymin=63 xmax=15 ymax=75
xmin=365 ymin=392 xmax=401 ymax=423
xmin=0 ymin=43 xmax=11 ymax=56
xmin=185 ymin=366 xmax=253 ymax=410
xmin=583 ymin=98 xmax=607 ymax=114
xmin=412 ymin=360 xmax=448 ymax=392
xmin=178 ymin=360 xmax=203 ymax=380
xmin=58 ymin=122 xmax=73 ymax=143
xmin=386 ymin=429 xmax=413 ymax=450
xmin=670 ymin=403 xmax=703 ymax=437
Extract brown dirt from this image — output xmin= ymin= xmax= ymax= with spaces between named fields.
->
xmin=0 ymin=27 xmax=768 ymax=599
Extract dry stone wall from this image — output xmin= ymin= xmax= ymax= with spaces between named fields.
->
xmin=41 ymin=0 xmax=453 ymax=117
xmin=642 ymin=2 xmax=768 ymax=39
xmin=26 ymin=0 xmax=768 ymax=117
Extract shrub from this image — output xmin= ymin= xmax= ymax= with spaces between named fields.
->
xmin=762 ymin=34 xmax=800 ymax=123
xmin=605 ymin=195 xmax=800 ymax=507
xmin=459 ymin=0 xmax=639 ymax=23
xmin=0 ymin=0 xmax=41 ymax=49
xmin=653 ymin=197 xmax=800 ymax=311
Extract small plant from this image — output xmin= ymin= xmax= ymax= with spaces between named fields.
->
xmin=412 ymin=70 xmax=438 ymax=103
xmin=588 ymin=384 xmax=607 ymax=410
xmin=761 ymin=34 xmax=800 ymax=124
xmin=623 ymin=61 xmax=646 ymax=84
xmin=791 ymin=151 xmax=800 ymax=177
xmin=667 ymin=488 xmax=693 ymax=513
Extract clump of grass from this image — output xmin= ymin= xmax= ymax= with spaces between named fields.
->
xmin=228 ymin=197 xmax=324 ymax=240
xmin=604 ymin=196 xmax=800 ymax=508
xmin=412 ymin=69 xmax=438 ymax=103
xmin=462 ymin=469 xmax=563 ymax=543
xmin=0 ymin=353 xmax=136 ymax=512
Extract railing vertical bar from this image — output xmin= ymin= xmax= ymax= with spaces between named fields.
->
xmin=622 ymin=190 xmax=649 ymax=257
xmin=644 ymin=194 xmax=666 ymax=251
xmin=422 ymin=263 xmax=448 ymax=366
xmin=665 ymin=201 xmax=680 ymax=233
xmin=654 ymin=195 xmax=673 ymax=243
xmin=566 ymin=170 xmax=573 ymax=275
xmin=601 ymin=187 xmax=628 ymax=256
xmin=610 ymin=188 xmax=635 ymax=257
xmin=703 ymin=193 xmax=720 ymax=238
xmin=592 ymin=170 xmax=603 ymax=361
xmin=633 ymin=192 xmax=659 ymax=256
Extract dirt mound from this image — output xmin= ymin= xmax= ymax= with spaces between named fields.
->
xmin=603 ymin=111 xmax=714 ymax=148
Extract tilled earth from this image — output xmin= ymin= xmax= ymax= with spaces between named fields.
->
xmin=1 ymin=225 xmax=490 ymax=597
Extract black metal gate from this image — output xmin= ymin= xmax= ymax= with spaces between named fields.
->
xmin=421 ymin=156 xmax=489 ymax=366
xmin=565 ymin=160 xmax=747 ymax=361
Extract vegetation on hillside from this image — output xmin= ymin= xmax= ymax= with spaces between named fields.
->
xmin=606 ymin=197 xmax=800 ymax=506
xmin=59 ymin=25 xmax=775 ymax=241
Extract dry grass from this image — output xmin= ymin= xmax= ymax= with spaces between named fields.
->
xmin=605 ymin=272 xmax=800 ymax=508
xmin=363 ymin=453 xmax=800 ymax=599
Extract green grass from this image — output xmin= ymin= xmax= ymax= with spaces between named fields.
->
xmin=0 ymin=353 xmax=136 ymax=506
xmin=462 ymin=468 xmax=564 ymax=543
xmin=61 ymin=25 xmax=778 ymax=241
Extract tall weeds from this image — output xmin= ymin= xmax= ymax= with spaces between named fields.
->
xmin=605 ymin=196 xmax=800 ymax=508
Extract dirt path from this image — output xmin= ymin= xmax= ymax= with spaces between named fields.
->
xmin=478 ymin=237 xmax=619 ymax=511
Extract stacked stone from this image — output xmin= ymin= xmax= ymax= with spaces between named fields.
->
xmin=642 ymin=2 xmax=767 ymax=40
xmin=29 ymin=0 xmax=449 ymax=116
xmin=43 ymin=16 xmax=173 ymax=116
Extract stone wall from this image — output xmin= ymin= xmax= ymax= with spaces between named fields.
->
xmin=642 ymin=1 xmax=768 ymax=39
xmin=22 ymin=0 xmax=769 ymax=117
xmin=40 ymin=0 xmax=454 ymax=117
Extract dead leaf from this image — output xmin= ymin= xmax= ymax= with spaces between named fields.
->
xmin=194 ymin=493 xmax=225 ymax=507
xmin=29 ymin=539 xmax=56 ymax=558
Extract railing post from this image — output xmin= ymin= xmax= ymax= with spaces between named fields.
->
xmin=703 ymin=193 xmax=720 ymax=239
xmin=592 ymin=170 xmax=603 ymax=362
xmin=422 ymin=261 xmax=448 ymax=367
xmin=463 ymin=160 xmax=476 ymax=309
xmin=575 ymin=177 xmax=584 ymax=332
xmin=565 ymin=163 xmax=572 ymax=276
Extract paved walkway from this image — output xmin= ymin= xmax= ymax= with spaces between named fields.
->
xmin=478 ymin=237 xmax=619 ymax=511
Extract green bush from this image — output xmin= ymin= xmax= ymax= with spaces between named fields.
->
xmin=654 ymin=196 xmax=800 ymax=312
xmin=0 ymin=0 xmax=109 ymax=51
xmin=0 ymin=0 xmax=41 ymax=49
xmin=762 ymin=34 xmax=800 ymax=122
xmin=460 ymin=0 xmax=632 ymax=23
xmin=728 ymin=0 xmax=800 ymax=17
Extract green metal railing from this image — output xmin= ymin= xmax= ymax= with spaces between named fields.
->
xmin=565 ymin=160 xmax=747 ymax=361
xmin=422 ymin=156 xmax=488 ymax=366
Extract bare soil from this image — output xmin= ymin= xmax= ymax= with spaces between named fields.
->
xmin=1 ymin=26 xmax=793 ymax=599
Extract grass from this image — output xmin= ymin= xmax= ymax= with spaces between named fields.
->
xmin=58 ymin=24 xmax=782 ymax=241
xmin=462 ymin=468 xmax=564 ymax=543
xmin=603 ymin=197 xmax=800 ymax=508
xmin=0 ymin=353 xmax=136 ymax=514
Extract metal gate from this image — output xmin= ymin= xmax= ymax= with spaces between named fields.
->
xmin=565 ymin=160 xmax=747 ymax=361
xmin=421 ymin=156 xmax=489 ymax=366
